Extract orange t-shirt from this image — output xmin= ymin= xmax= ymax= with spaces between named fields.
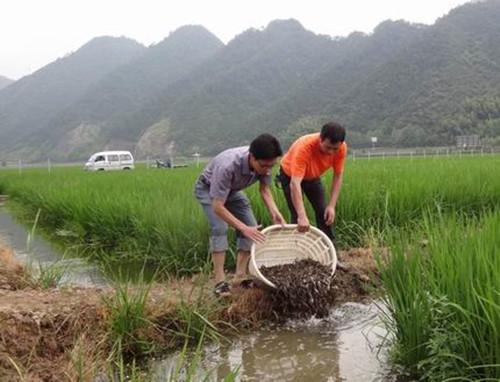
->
xmin=281 ymin=133 xmax=347 ymax=179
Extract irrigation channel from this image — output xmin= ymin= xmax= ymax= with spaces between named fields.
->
xmin=0 ymin=206 xmax=396 ymax=381
xmin=0 ymin=207 xmax=106 ymax=287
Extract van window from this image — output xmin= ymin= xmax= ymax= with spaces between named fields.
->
xmin=120 ymin=154 xmax=132 ymax=161
xmin=95 ymin=155 xmax=105 ymax=162
xmin=108 ymin=155 xmax=119 ymax=162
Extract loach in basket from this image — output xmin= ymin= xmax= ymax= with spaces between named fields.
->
xmin=249 ymin=224 xmax=337 ymax=288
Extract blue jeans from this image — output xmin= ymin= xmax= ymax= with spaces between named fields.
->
xmin=194 ymin=181 xmax=257 ymax=252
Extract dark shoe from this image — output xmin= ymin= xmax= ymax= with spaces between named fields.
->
xmin=239 ymin=279 xmax=256 ymax=289
xmin=214 ymin=281 xmax=231 ymax=297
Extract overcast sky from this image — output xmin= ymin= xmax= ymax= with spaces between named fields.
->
xmin=1 ymin=0 xmax=469 ymax=80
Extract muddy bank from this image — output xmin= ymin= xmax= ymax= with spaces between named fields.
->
xmin=0 ymin=242 xmax=380 ymax=381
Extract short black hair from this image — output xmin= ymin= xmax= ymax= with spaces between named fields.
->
xmin=249 ymin=134 xmax=283 ymax=160
xmin=320 ymin=122 xmax=346 ymax=143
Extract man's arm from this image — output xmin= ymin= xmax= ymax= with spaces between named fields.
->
xmin=212 ymin=199 xmax=265 ymax=243
xmin=290 ymin=175 xmax=310 ymax=232
xmin=324 ymin=172 xmax=343 ymax=225
xmin=259 ymin=183 xmax=286 ymax=226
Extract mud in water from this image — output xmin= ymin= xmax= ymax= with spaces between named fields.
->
xmin=154 ymin=302 xmax=395 ymax=382
xmin=260 ymin=259 xmax=334 ymax=319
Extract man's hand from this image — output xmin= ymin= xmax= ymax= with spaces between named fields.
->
xmin=324 ymin=205 xmax=336 ymax=226
xmin=241 ymin=225 xmax=266 ymax=243
xmin=271 ymin=211 xmax=286 ymax=226
xmin=297 ymin=215 xmax=310 ymax=232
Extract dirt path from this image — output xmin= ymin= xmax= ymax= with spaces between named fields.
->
xmin=0 ymin=242 xmax=380 ymax=381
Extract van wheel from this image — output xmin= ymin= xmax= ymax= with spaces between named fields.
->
xmin=123 ymin=167 xmax=131 ymax=170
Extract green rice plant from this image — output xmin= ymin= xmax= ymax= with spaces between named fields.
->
xmin=377 ymin=244 xmax=430 ymax=369
xmin=380 ymin=211 xmax=500 ymax=381
xmin=418 ymin=296 xmax=478 ymax=381
xmin=0 ymin=156 xmax=499 ymax=277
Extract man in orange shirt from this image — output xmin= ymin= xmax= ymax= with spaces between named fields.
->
xmin=277 ymin=121 xmax=346 ymax=246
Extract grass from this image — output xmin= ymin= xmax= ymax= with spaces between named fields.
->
xmin=100 ymin=277 xmax=237 ymax=381
xmin=20 ymin=207 xmax=69 ymax=289
xmin=165 ymin=333 xmax=240 ymax=382
xmin=103 ymin=277 xmax=155 ymax=359
xmin=379 ymin=211 xmax=500 ymax=381
xmin=164 ymin=275 xmax=233 ymax=346
xmin=100 ymin=267 xmax=235 ymax=379
xmin=23 ymin=259 xmax=67 ymax=289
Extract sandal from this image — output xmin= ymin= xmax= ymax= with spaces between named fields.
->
xmin=214 ymin=281 xmax=231 ymax=297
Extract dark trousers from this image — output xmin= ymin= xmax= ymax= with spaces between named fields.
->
xmin=277 ymin=168 xmax=335 ymax=242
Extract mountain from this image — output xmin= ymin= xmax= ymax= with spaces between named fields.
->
xmin=0 ymin=36 xmax=146 ymax=157
xmin=127 ymin=0 xmax=500 ymax=155
xmin=2 ymin=0 xmax=500 ymax=161
xmin=132 ymin=18 xmax=426 ymax=153
xmin=1 ymin=27 xmax=223 ymax=160
xmin=245 ymin=1 xmax=500 ymax=148
xmin=308 ymin=0 xmax=500 ymax=147
xmin=0 ymin=75 xmax=13 ymax=90
xmin=134 ymin=19 xmax=345 ymax=154
xmin=40 ymin=26 xmax=224 ymax=158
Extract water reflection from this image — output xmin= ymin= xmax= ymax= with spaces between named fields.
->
xmin=154 ymin=302 xmax=394 ymax=382
xmin=0 ymin=207 xmax=106 ymax=286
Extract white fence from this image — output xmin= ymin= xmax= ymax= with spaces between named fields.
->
xmin=0 ymin=156 xmax=206 ymax=172
xmin=1 ymin=147 xmax=500 ymax=172
xmin=350 ymin=146 xmax=500 ymax=160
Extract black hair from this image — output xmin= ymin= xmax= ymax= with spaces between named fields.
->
xmin=249 ymin=134 xmax=283 ymax=160
xmin=320 ymin=122 xmax=346 ymax=143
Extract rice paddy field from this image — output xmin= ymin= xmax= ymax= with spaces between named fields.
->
xmin=0 ymin=154 xmax=499 ymax=380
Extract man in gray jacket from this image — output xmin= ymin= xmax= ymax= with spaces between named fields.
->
xmin=194 ymin=134 xmax=286 ymax=296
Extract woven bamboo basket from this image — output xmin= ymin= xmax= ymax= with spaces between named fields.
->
xmin=249 ymin=224 xmax=337 ymax=288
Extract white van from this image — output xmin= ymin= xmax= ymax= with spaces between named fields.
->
xmin=84 ymin=151 xmax=135 ymax=171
